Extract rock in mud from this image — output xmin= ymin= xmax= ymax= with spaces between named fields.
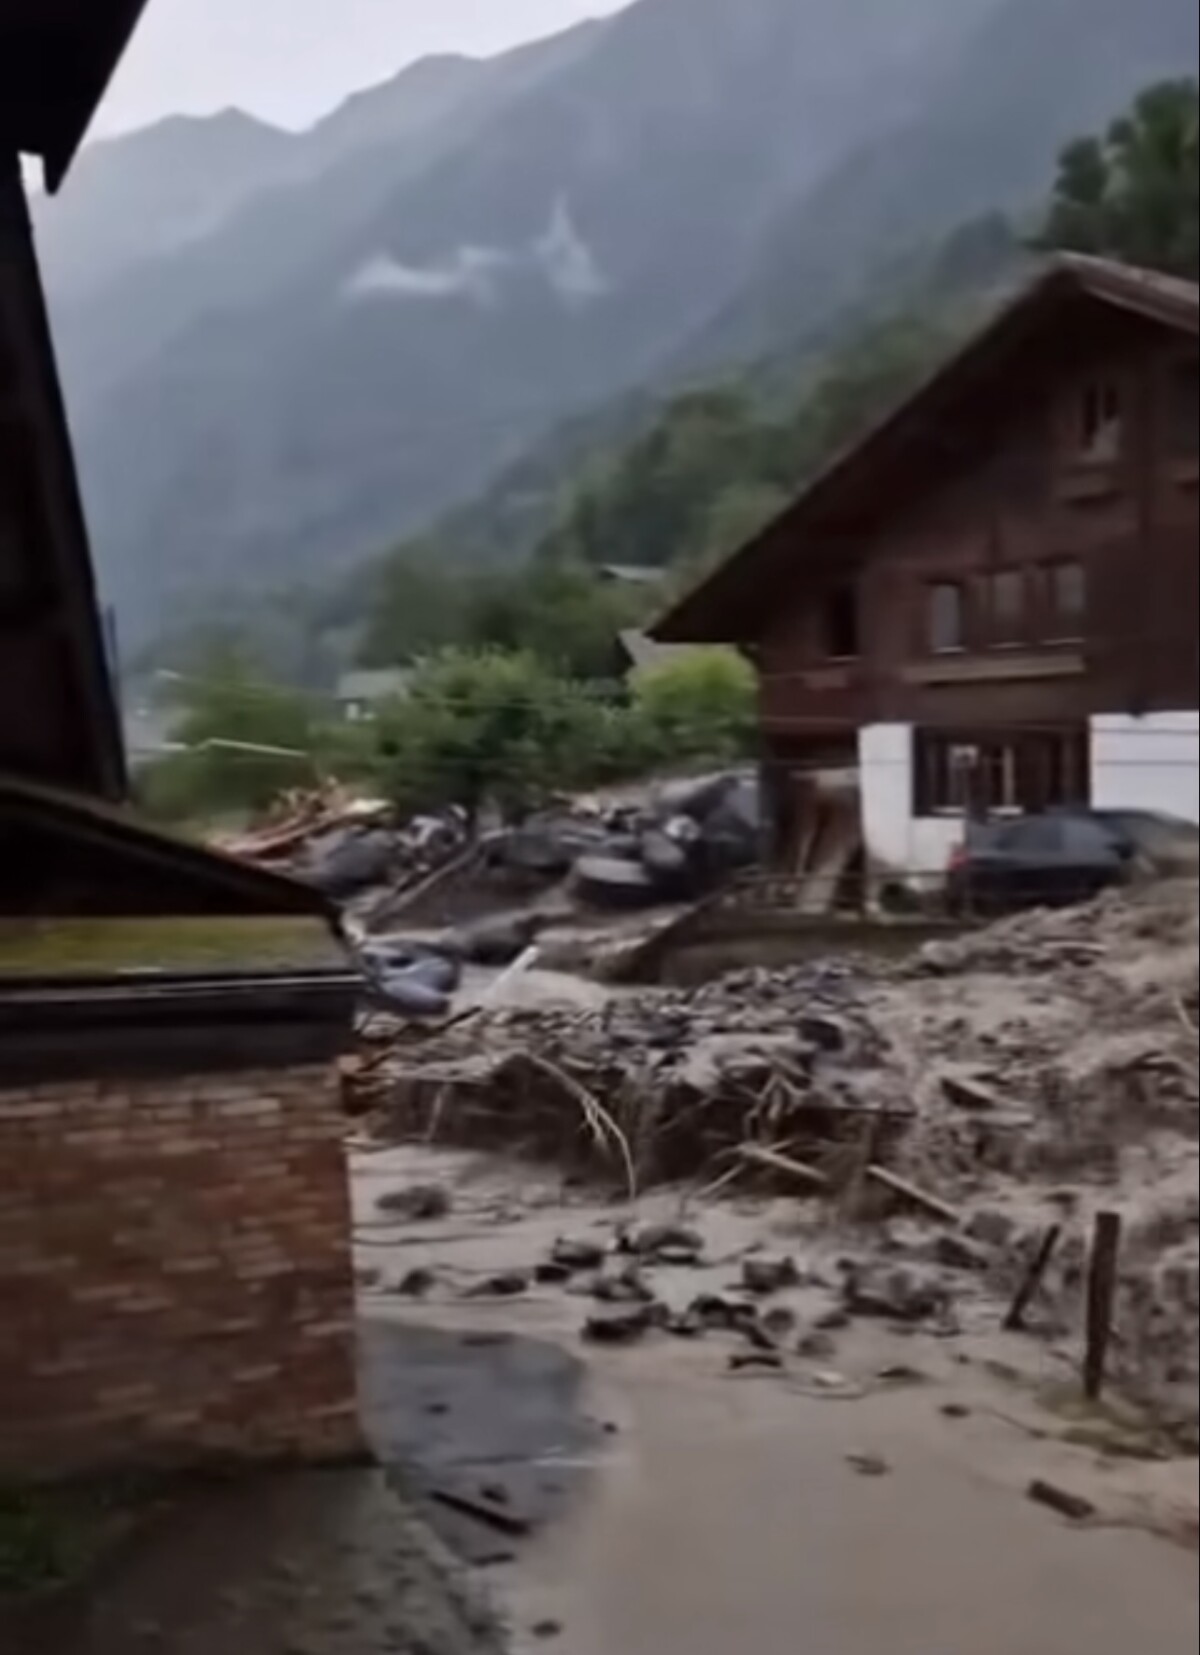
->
xmin=966 ymin=1209 xmax=1020 ymax=1250
xmin=583 ymin=1306 xmax=659 ymax=1345
xmin=1027 ymin=1480 xmax=1097 ymax=1522
xmin=464 ymin=1271 xmax=530 ymax=1300
xmin=551 ymin=1237 xmax=609 ymax=1273
xmin=393 ymin=1268 xmax=438 ymax=1299
xmin=741 ymin=1256 xmax=801 ymax=1295
xmin=446 ymin=913 xmax=544 ymax=966
xmin=846 ymin=1452 xmax=891 ymax=1478
xmin=925 ymin=1233 xmax=990 ymax=1273
xmin=844 ymin=1264 xmax=955 ymax=1324
xmin=624 ymin=1223 xmax=704 ymax=1263
xmin=377 ymin=1184 xmax=454 ymax=1221
xmin=797 ymin=1330 xmax=839 ymax=1361
xmin=590 ymin=1266 xmax=655 ymax=1305
xmin=729 ymin=1350 xmax=784 ymax=1373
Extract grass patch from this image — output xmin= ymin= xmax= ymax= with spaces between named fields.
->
xmin=0 ymin=1485 xmax=140 ymax=1600
xmin=0 ymin=917 xmax=347 ymax=978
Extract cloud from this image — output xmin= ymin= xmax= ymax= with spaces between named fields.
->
xmin=341 ymin=197 xmax=608 ymax=310
xmin=534 ymin=197 xmax=608 ymax=304
xmin=342 ymin=245 xmax=511 ymax=304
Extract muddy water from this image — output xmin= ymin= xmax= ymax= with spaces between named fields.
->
xmin=356 ymin=1146 xmax=1199 ymax=1655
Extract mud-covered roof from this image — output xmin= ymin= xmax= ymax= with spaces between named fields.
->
xmin=0 ymin=0 xmax=152 ymax=190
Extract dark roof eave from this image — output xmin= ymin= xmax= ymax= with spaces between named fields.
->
xmin=2 ymin=2 xmax=153 ymax=191
xmin=0 ymin=772 xmax=341 ymax=924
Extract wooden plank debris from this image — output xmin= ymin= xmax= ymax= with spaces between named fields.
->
xmin=1003 ymin=1225 xmax=1063 ymax=1332
xmin=736 ymin=1144 xmax=830 ymax=1190
xmin=865 ymin=1165 xmax=959 ymax=1225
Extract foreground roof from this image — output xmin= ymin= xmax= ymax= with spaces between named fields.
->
xmin=0 ymin=773 xmax=340 ymax=922
xmin=653 ymin=256 xmax=1199 ymax=645
xmin=0 ymin=0 xmax=152 ymax=189
xmin=1 ymin=163 xmax=128 ymax=798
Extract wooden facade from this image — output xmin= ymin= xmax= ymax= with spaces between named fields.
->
xmin=655 ymin=259 xmax=1198 ymax=870
xmin=755 ymin=302 xmax=1197 ymax=740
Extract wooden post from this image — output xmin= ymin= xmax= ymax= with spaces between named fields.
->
xmin=1003 ymin=1224 xmax=1062 ymax=1332
xmin=1084 ymin=1211 xmax=1122 ymax=1402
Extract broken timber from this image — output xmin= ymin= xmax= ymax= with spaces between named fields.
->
xmin=865 ymin=1165 xmax=959 ymax=1225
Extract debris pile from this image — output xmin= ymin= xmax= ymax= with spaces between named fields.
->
xmin=359 ymin=878 xmax=1198 ymax=1425
xmin=367 ymin=958 xmax=911 ymax=1193
xmin=225 ymin=769 xmax=764 ymax=933
xmin=218 ymin=782 xmax=471 ymax=914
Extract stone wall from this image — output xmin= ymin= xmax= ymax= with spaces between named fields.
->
xmin=0 ymin=1065 xmax=360 ymax=1478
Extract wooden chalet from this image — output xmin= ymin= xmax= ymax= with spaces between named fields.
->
xmin=653 ymin=256 xmax=1199 ymax=886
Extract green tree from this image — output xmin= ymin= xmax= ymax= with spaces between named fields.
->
xmin=374 ymin=649 xmax=610 ymax=826
xmin=537 ymin=387 xmax=793 ymax=575
xmin=1041 ymin=79 xmax=1199 ymax=278
xmin=461 ymin=562 xmax=650 ymax=680
xmin=630 ymin=647 xmax=757 ymax=766
xmin=137 ymin=649 xmax=327 ymax=821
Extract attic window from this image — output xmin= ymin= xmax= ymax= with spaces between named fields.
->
xmin=928 ymin=582 xmax=965 ymax=653
xmin=1078 ymin=381 xmax=1123 ymax=461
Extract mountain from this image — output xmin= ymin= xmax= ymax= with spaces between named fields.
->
xmin=33 ymin=108 xmax=293 ymax=303
xmin=41 ymin=23 xmax=603 ymax=410
xmin=690 ymin=0 xmax=1200 ymax=369
xmin=35 ymin=0 xmax=1197 ymax=653
xmin=40 ymin=0 xmax=995 ymax=647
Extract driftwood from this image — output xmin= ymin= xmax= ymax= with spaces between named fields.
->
xmin=736 ymin=1144 xmax=830 ymax=1190
xmin=366 ymin=841 xmax=482 ymax=931
xmin=1004 ymin=1224 xmax=1063 ymax=1332
xmin=430 ymin=1485 xmax=532 ymax=1538
xmin=865 ymin=1165 xmax=959 ymax=1225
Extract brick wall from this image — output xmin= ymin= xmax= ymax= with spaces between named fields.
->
xmin=0 ymin=1065 xmax=360 ymax=1479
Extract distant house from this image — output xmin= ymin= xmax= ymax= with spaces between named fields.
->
xmin=653 ymin=256 xmax=1199 ymax=880
xmin=616 ymin=629 xmax=697 ymax=676
xmin=599 ymin=563 xmax=667 ymax=588
xmin=122 ymin=704 xmax=179 ymax=766
xmin=336 ymin=667 xmax=413 ymax=721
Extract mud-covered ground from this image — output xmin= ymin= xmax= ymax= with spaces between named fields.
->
xmin=354 ymin=1142 xmax=1198 ymax=1655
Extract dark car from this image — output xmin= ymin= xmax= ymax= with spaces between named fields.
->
xmin=946 ymin=810 xmax=1135 ymax=916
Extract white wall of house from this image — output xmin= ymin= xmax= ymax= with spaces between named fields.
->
xmin=859 ymin=712 xmax=1200 ymax=886
xmin=1091 ymin=711 xmax=1199 ymax=824
xmin=858 ymin=724 xmax=964 ymax=880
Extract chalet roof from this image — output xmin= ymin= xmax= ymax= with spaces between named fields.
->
xmin=653 ymin=256 xmax=1199 ymax=645
xmin=0 ymin=0 xmax=152 ymax=190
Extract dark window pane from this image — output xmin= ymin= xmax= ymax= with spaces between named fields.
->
xmin=988 ymin=569 xmax=1026 ymax=643
xmin=929 ymin=583 xmax=964 ymax=652
xmin=1048 ymin=562 xmax=1086 ymax=634
xmin=1080 ymin=381 xmax=1123 ymax=459
xmin=1169 ymin=358 xmax=1198 ymax=455
xmin=917 ymin=729 xmax=1089 ymax=817
xmin=822 ymin=584 xmax=860 ymax=658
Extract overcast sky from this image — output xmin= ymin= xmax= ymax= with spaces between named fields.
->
xmin=97 ymin=0 xmax=632 ymax=136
